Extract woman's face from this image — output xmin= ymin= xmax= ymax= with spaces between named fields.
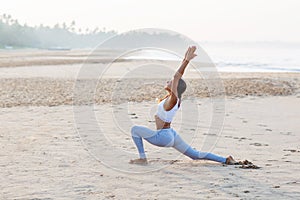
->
xmin=164 ymin=80 xmax=172 ymax=92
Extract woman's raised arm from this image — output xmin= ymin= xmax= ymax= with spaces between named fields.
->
xmin=170 ymin=46 xmax=197 ymax=96
xmin=174 ymin=46 xmax=197 ymax=79
xmin=164 ymin=46 xmax=197 ymax=110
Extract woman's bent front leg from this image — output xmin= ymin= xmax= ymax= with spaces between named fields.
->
xmin=131 ymin=125 xmax=157 ymax=159
xmin=131 ymin=126 xmax=175 ymax=160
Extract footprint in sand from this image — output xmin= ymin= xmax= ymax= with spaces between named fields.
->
xmin=258 ymin=124 xmax=267 ymax=127
xmin=280 ymin=131 xmax=293 ymax=136
xmin=129 ymin=113 xmax=138 ymax=119
xmin=283 ymin=149 xmax=300 ymax=153
xmin=250 ymin=142 xmax=269 ymax=147
xmin=267 ymin=159 xmax=278 ymax=162
xmin=238 ymin=137 xmax=249 ymax=141
xmin=231 ymin=137 xmax=250 ymax=141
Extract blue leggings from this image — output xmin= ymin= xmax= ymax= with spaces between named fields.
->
xmin=131 ymin=125 xmax=226 ymax=163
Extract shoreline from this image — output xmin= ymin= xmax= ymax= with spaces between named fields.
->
xmin=0 ymin=49 xmax=299 ymax=73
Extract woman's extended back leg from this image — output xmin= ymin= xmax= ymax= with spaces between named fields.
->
xmin=172 ymin=130 xmax=226 ymax=163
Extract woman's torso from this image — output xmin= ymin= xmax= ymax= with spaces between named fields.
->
xmin=155 ymin=115 xmax=171 ymax=130
xmin=154 ymin=97 xmax=180 ymax=130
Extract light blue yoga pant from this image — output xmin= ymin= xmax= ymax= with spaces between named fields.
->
xmin=131 ymin=125 xmax=226 ymax=163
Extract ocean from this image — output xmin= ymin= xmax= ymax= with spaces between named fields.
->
xmin=125 ymin=42 xmax=300 ymax=72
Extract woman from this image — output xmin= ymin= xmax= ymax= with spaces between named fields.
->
xmin=130 ymin=46 xmax=237 ymax=165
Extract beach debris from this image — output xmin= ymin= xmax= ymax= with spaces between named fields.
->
xmin=237 ymin=160 xmax=251 ymax=165
xmin=238 ymin=164 xmax=261 ymax=169
xmin=169 ymin=160 xmax=179 ymax=164
xmin=233 ymin=160 xmax=261 ymax=169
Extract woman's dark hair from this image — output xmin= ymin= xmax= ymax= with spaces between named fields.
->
xmin=177 ymin=78 xmax=187 ymax=100
xmin=158 ymin=78 xmax=187 ymax=104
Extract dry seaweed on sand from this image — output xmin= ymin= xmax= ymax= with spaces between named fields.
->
xmin=233 ymin=160 xmax=261 ymax=169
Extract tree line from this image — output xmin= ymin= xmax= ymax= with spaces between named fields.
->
xmin=0 ymin=14 xmax=117 ymax=49
xmin=0 ymin=14 xmax=187 ymax=49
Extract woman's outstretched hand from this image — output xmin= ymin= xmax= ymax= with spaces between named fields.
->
xmin=174 ymin=46 xmax=197 ymax=78
xmin=184 ymin=46 xmax=197 ymax=61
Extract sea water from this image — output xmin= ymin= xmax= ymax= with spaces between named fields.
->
xmin=124 ymin=42 xmax=300 ymax=72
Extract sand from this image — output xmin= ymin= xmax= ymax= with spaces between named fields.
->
xmin=0 ymin=49 xmax=126 ymax=67
xmin=0 ymin=50 xmax=300 ymax=199
xmin=1 ymin=97 xmax=300 ymax=199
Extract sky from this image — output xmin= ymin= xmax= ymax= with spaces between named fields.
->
xmin=1 ymin=0 xmax=300 ymax=42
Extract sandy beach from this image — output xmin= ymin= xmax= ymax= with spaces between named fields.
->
xmin=1 ymin=50 xmax=300 ymax=199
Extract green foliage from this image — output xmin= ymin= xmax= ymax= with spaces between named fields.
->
xmin=0 ymin=14 xmax=186 ymax=49
xmin=0 ymin=14 xmax=117 ymax=48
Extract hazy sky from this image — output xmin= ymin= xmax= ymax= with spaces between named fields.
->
xmin=1 ymin=0 xmax=300 ymax=42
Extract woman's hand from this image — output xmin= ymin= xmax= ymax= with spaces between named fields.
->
xmin=174 ymin=46 xmax=197 ymax=78
xmin=184 ymin=46 xmax=197 ymax=61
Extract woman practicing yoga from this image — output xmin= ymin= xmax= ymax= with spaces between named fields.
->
xmin=130 ymin=46 xmax=237 ymax=165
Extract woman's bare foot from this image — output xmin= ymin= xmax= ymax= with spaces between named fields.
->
xmin=225 ymin=156 xmax=238 ymax=165
xmin=129 ymin=158 xmax=148 ymax=165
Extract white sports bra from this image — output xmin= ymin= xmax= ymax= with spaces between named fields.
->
xmin=156 ymin=97 xmax=180 ymax=123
